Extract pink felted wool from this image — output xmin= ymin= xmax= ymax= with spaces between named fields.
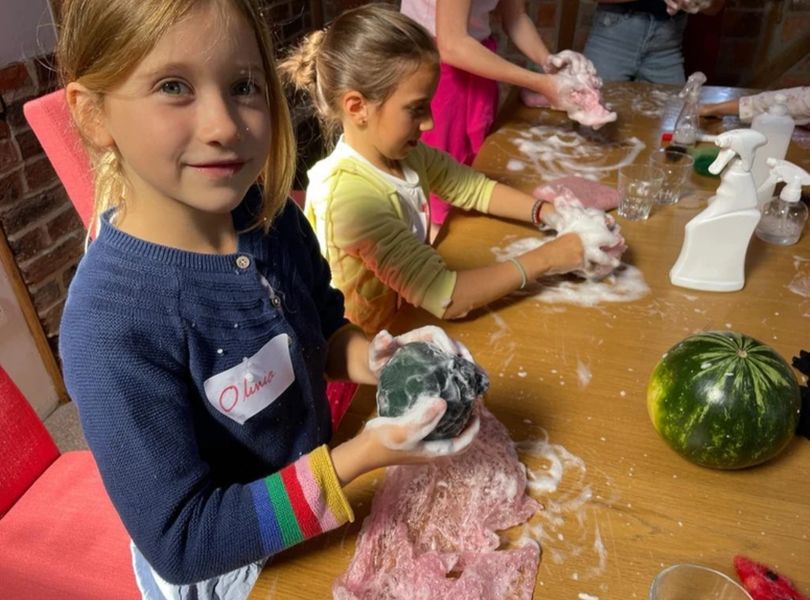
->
xmin=533 ymin=175 xmax=620 ymax=211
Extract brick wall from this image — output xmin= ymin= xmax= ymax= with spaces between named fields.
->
xmin=0 ymin=56 xmax=84 ymax=358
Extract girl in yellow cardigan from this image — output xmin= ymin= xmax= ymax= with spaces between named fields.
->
xmin=280 ymin=4 xmax=623 ymax=334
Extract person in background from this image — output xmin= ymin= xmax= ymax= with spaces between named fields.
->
xmin=279 ymin=4 xmax=624 ymax=336
xmin=700 ymin=87 xmax=810 ymax=126
xmin=57 ymin=0 xmax=480 ymax=597
xmin=583 ymin=0 xmax=726 ymax=85
xmin=400 ymin=0 xmax=600 ymax=239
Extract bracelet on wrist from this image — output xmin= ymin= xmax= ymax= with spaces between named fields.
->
xmin=508 ymin=257 xmax=528 ymax=290
xmin=531 ymin=198 xmax=545 ymax=226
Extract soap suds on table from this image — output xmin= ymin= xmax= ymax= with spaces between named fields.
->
xmin=502 ymin=124 xmax=645 ymax=184
xmin=515 ymin=428 xmax=614 ymax=583
xmin=491 ymin=237 xmax=649 ymax=306
xmin=787 ymin=256 xmax=810 ymax=309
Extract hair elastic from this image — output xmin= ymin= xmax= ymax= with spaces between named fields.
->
xmin=508 ymin=257 xmax=528 ymax=290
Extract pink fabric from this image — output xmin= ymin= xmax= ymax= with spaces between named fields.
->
xmin=23 ymin=90 xmax=95 ymax=228
xmin=0 ymin=367 xmax=59 ymax=517
xmin=532 ymin=175 xmax=620 ymax=211
xmin=422 ymin=37 xmax=499 ymax=226
xmin=333 ymin=408 xmax=540 ymax=599
xmin=0 ymin=451 xmax=140 ymax=599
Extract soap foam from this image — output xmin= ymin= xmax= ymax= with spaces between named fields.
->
xmin=515 ymin=429 xmax=614 ymax=581
xmin=491 ymin=237 xmax=649 ymax=306
xmin=788 ymin=255 xmax=810 ymax=299
xmin=507 ymin=124 xmax=646 ymax=184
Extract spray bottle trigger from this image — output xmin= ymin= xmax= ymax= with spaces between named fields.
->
xmin=709 ymin=148 xmax=735 ymax=175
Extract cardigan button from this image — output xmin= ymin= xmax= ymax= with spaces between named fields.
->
xmin=235 ymin=255 xmax=251 ymax=269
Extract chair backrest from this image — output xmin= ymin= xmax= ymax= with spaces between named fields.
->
xmin=0 ymin=365 xmax=60 ymax=517
xmin=23 ymin=90 xmax=95 ymax=228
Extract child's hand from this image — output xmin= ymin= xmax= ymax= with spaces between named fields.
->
xmin=534 ymin=232 xmax=586 ymax=275
xmin=368 ymin=326 xmax=473 ymax=378
xmin=363 ymin=395 xmax=481 ymax=462
xmin=543 ymin=50 xmax=601 ymax=90
xmin=664 ymin=0 xmax=712 ymax=14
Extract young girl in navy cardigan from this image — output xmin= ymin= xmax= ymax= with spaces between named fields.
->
xmin=56 ymin=0 xmax=478 ymax=597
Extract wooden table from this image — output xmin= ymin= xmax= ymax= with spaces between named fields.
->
xmin=250 ymin=83 xmax=810 ymax=599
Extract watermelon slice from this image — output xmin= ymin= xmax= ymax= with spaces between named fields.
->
xmin=733 ymin=555 xmax=808 ymax=600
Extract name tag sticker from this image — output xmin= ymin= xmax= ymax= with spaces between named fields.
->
xmin=203 ymin=334 xmax=295 ymax=424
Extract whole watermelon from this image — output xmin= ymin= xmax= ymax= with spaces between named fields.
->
xmin=377 ymin=342 xmax=489 ymax=440
xmin=647 ymin=331 xmax=801 ymax=469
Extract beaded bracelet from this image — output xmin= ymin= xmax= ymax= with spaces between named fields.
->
xmin=530 ymin=198 xmax=545 ymax=226
xmin=508 ymin=257 xmax=528 ymax=290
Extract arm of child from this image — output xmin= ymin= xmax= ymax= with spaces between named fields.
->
xmin=699 ymin=98 xmax=740 ymax=118
xmin=496 ymin=0 xmax=551 ymax=68
xmin=701 ymin=88 xmax=810 ymax=126
xmin=738 ymin=87 xmax=810 ymax=125
xmin=60 ymin=310 xmax=354 ymax=584
xmin=444 ymin=233 xmax=584 ymax=318
xmin=434 ymin=0 xmax=557 ymax=101
xmin=325 ymin=324 xmax=377 ymax=385
xmin=330 ymin=396 xmax=481 ymax=485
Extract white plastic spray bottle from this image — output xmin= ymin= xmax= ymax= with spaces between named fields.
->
xmin=750 ymin=94 xmax=795 ymax=207
xmin=755 ymin=158 xmax=810 ymax=246
xmin=670 ymin=129 xmax=767 ymax=292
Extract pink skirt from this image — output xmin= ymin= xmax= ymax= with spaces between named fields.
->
xmin=422 ymin=36 xmax=499 ymax=226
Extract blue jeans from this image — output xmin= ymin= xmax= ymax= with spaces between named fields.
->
xmin=584 ymin=6 xmax=688 ymax=85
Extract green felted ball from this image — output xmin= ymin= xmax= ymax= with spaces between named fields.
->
xmin=376 ymin=341 xmax=489 ymax=440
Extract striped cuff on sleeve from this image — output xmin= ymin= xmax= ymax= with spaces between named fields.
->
xmin=250 ymin=445 xmax=354 ymax=554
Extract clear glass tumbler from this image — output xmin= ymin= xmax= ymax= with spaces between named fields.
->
xmin=649 ymin=564 xmax=753 ymax=600
xmin=617 ymin=164 xmax=664 ymax=221
xmin=649 ymin=148 xmax=695 ymax=205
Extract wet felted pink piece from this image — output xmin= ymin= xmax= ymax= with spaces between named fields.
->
xmin=333 ymin=408 xmax=540 ymax=600
xmin=533 ymin=175 xmax=620 ymax=211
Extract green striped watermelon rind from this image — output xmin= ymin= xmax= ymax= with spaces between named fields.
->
xmin=647 ymin=331 xmax=801 ymax=469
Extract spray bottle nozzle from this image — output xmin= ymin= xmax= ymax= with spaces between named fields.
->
xmin=761 ymin=158 xmax=810 ymax=203
xmin=709 ymin=129 xmax=767 ymax=173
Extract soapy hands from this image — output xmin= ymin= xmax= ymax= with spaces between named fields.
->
xmin=330 ymin=394 xmax=481 ymax=484
xmin=539 ymin=196 xmax=627 ymax=279
xmin=368 ymin=325 xmax=473 ymax=379
xmin=363 ymin=395 xmax=482 ymax=460
xmin=543 ymin=50 xmax=601 ymax=90
xmin=664 ymin=0 xmax=713 ymax=15
xmin=522 ymin=72 xmax=617 ymax=130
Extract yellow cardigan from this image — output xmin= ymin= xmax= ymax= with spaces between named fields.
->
xmin=305 ymin=142 xmax=496 ymax=334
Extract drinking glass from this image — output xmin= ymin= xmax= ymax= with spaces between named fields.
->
xmin=649 ymin=148 xmax=695 ymax=205
xmin=649 ymin=564 xmax=753 ymax=600
xmin=617 ymin=164 xmax=664 ymax=221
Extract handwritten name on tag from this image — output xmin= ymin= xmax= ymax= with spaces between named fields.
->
xmin=203 ymin=334 xmax=295 ymax=424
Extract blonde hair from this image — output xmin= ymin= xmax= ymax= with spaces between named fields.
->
xmin=278 ymin=3 xmax=439 ymax=145
xmin=56 ymin=0 xmax=295 ymax=233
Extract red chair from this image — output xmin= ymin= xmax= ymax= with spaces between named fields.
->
xmin=22 ymin=90 xmax=95 ymax=230
xmin=0 ymin=365 xmax=139 ymax=599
